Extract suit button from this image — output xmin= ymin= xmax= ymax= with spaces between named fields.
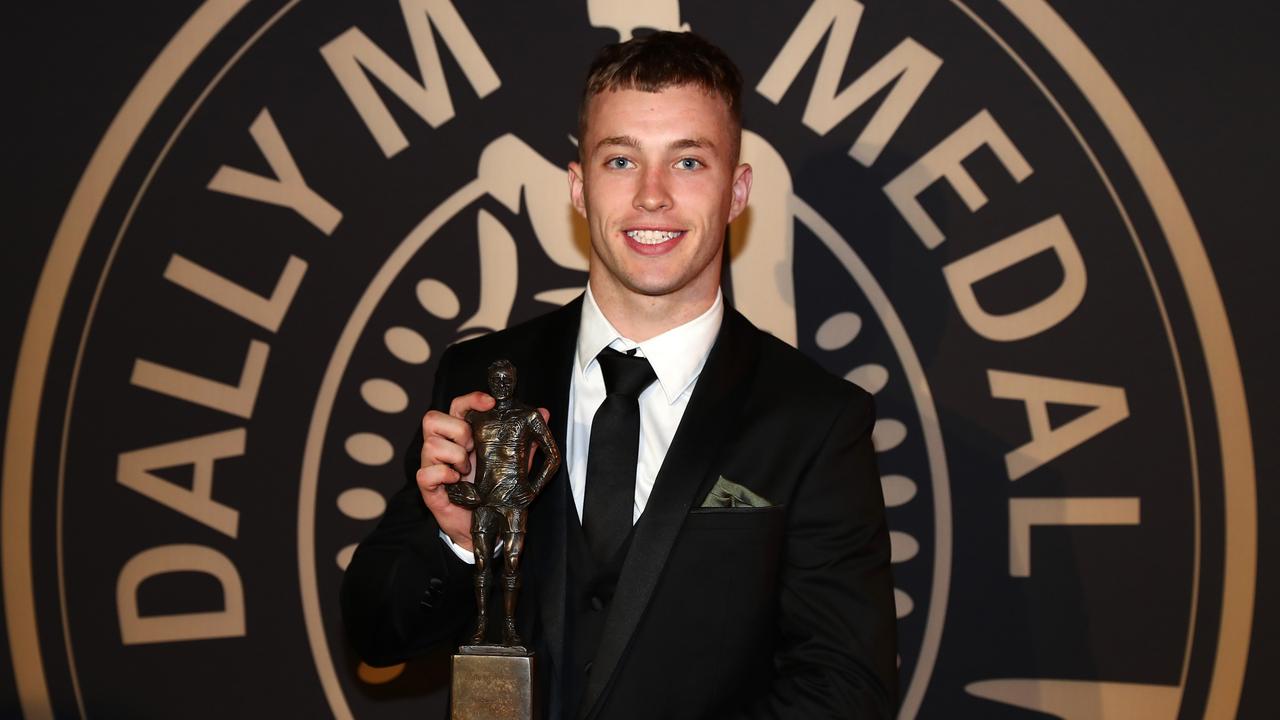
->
xmin=421 ymin=578 xmax=445 ymax=608
xmin=589 ymin=595 xmax=604 ymax=611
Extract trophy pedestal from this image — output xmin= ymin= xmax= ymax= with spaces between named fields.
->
xmin=451 ymin=645 xmax=536 ymax=720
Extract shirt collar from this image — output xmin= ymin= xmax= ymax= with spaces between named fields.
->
xmin=576 ymin=285 xmax=724 ymax=404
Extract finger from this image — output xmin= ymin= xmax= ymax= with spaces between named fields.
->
xmin=415 ymin=464 xmax=461 ymax=492
xmin=420 ymin=427 xmax=471 ymax=475
xmin=449 ymin=391 xmax=495 ymax=420
xmin=527 ymin=443 xmax=540 ymax=472
xmin=422 ymin=410 xmax=475 ymax=452
xmin=424 ymin=435 xmax=470 ymax=473
xmin=525 ymin=407 xmax=553 ymax=473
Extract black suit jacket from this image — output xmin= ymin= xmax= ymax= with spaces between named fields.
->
xmin=342 ymin=297 xmax=898 ymax=719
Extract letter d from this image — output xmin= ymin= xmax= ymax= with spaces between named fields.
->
xmin=943 ymin=215 xmax=1086 ymax=342
xmin=117 ymin=544 xmax=245 ymax=644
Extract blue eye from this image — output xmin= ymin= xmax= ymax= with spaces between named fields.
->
xmin=607 ymin=157 xmax=631 ymax=169
xmin=677 ymin=158 xmax=702 ymax=170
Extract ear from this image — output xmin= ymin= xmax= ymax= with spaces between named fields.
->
xmin=568 ymin=161 xmax=587 ymax=218
xmin=727 ymin=163 xmax=753 ymax=224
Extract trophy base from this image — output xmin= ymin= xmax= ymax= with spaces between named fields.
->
xmin=451 ymin=647 xmax=536 ymax=720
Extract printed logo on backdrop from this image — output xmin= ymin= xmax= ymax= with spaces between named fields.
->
xmin=5 ymin=0 xmax=1254 ymax=719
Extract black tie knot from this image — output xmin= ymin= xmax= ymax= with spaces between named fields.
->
xmin=596 ymin=348 xmax=657 ymax=400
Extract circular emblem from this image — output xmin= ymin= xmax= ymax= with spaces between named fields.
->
xmin=5 ymin=1 xmax=1254 ymax=718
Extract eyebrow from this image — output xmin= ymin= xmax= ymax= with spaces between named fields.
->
xmin=594 ymin=135 xmax=717 ymax=154
xmin=670 ymin=137 xmax=716 ymax=151
xmin=596 ymin=135 xmax=640 ymax=152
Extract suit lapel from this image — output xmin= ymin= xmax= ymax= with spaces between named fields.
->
xmin=579 ymin=310 xmax=760 ymax=719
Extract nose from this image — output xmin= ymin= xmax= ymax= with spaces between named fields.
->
xmin=633 ymin=166 xmax=672 ymax=212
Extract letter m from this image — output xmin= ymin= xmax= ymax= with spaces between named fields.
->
xmin=756 ymin=0 xmax=941 ymax=167
xmin=321 ymin=0 xmax=501 ymax=158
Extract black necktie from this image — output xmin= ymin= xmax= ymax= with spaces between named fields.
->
xmin=583 ymin=347 xmax=657 ymax=563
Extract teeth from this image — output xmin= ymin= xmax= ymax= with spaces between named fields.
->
xmin=626 ymin=229 xmax=681 ymax=244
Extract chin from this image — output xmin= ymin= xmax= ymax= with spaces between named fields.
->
xmin=623 ymin=275 xmax=695 ymax=298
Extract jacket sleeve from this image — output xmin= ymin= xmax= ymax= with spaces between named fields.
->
xmin=340 ymin=346 xmax=478 ymax=666
xmin=735 ymin=389 xmax=899 ymax=718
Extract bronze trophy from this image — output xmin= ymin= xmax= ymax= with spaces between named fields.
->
xmin=444 ymin=359 xmax=560 ymax=720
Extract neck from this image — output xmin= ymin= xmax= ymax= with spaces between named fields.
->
xmin=588 ymin=274 xmax=719 ymax=343
xmin=494 ymin=396 xmax=513 ymax=409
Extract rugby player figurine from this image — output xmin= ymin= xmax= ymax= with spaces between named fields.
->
xmin=446 ymin=359 xmax=561 ymax=650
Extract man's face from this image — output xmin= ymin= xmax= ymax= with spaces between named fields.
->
xmin=489 ymin=368 xmax=515 ymax=400
xmin=569 ymin=85 xmax=752 ymax=306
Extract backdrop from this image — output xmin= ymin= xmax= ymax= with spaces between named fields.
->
xmin=4 ymin=1 xmax=1276 ymax=718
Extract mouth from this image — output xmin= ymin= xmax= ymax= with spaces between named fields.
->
xmin=625 ymin=229 xmax=684 ymax=245
xmin=623 ymin=228 xmax=686 ymax=254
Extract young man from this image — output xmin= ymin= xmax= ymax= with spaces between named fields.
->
xmin=342 ymin=32 xmax=898 ymax=719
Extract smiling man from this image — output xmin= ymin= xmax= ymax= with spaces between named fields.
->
xmin=342 ymin=32 xmax=898 ymax=719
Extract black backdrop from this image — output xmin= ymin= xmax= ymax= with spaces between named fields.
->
xmin=4 ymin=1 xmax=1276 ymax=718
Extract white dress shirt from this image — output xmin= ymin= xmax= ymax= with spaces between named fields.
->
xmin=567 ymin=286 xmax=722 ymax=522
xmin=442 ymin=287 xmax=723 ymax=561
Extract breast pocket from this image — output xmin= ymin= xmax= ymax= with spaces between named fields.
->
xmin=664 ymin=505 xmax=788 ymax=652
xmin=686 ymin=504 xmax=787 ymax=530
xmin=679 ymin=505 xmax=787 ymax=588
